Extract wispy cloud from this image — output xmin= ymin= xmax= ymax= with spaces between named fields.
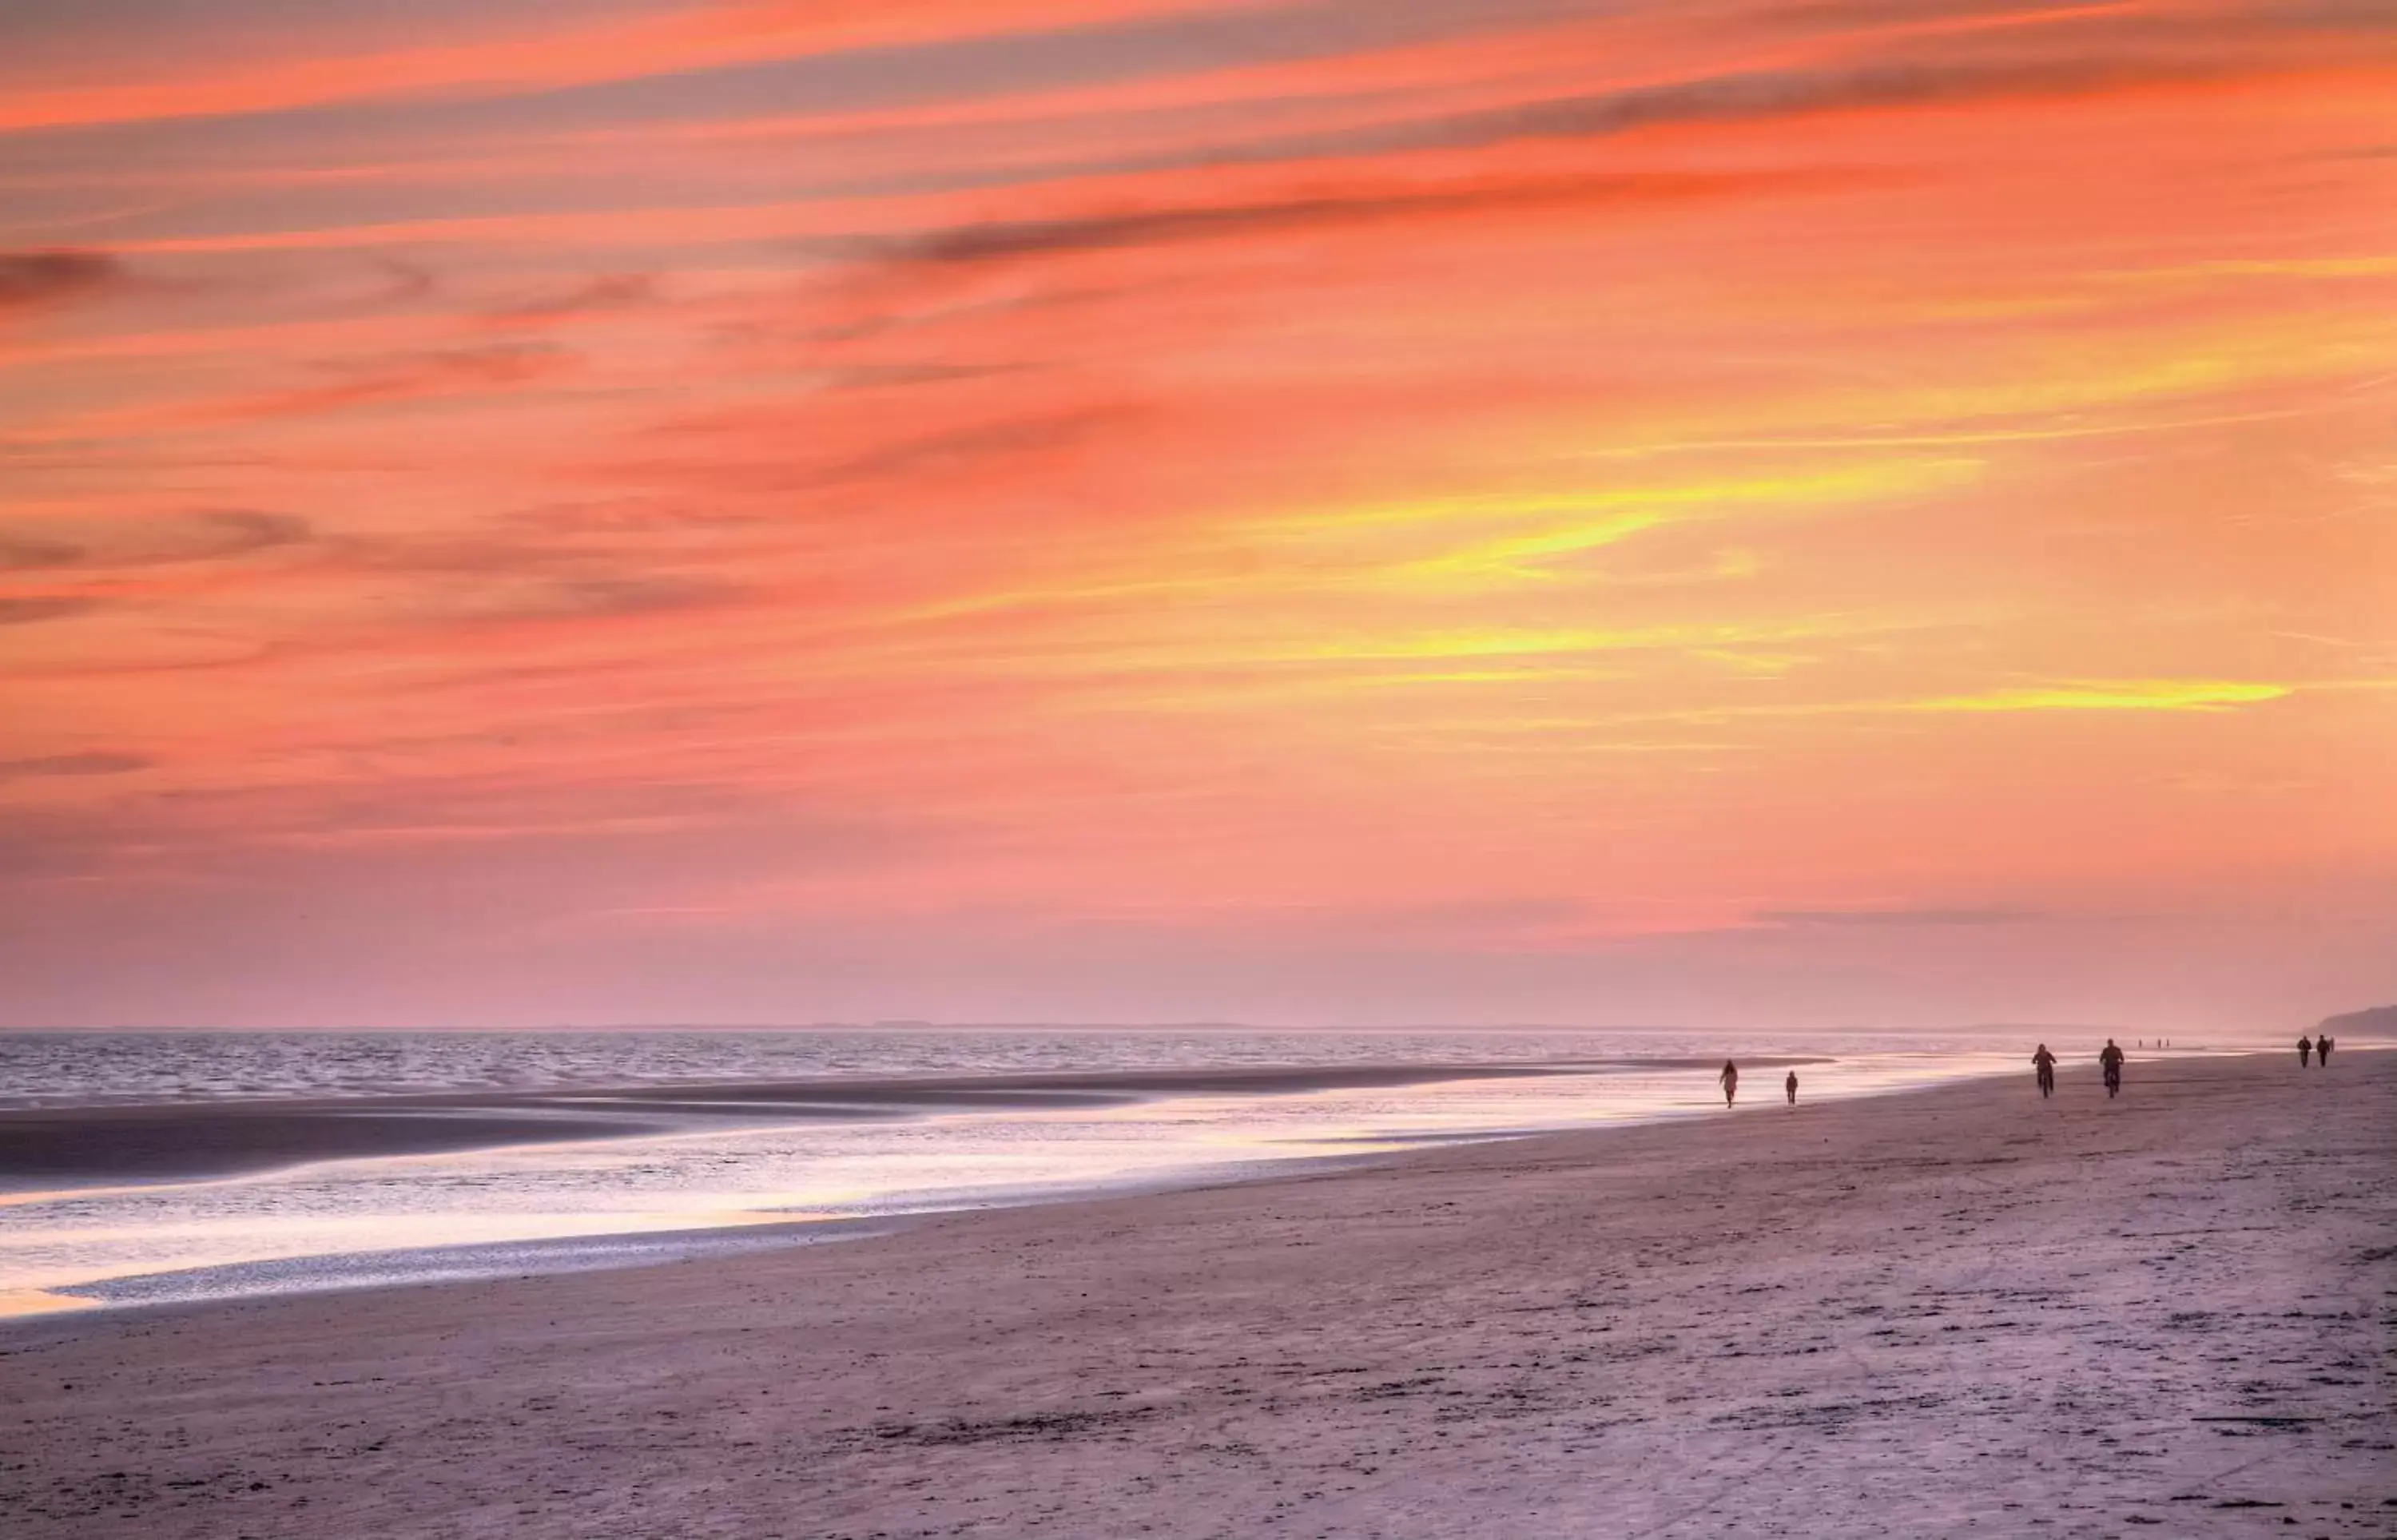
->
xmin=480 ymin=273 xmax=660 ymax=327
xmin=0 ymin=750 xmax=153 ymax=780
xmin=865 ymin=170 xmax=1855 ymax=268
xmin=185 ymin=343 xmax=577 ymax=425
xmin=0 ymin=596 xmax=104 ymax=627
xmin=0 ymin=250 xmax=125 ymax=315
xmin=0 ymin=509 xmax=311 ymax=570
xmin=1755 ymin=905 xmax=2045 ymax=927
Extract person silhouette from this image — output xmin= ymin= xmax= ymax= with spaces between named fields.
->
xmin=1785 ymin=1070 xmax=1799 ymax=1107
xmin=1718 ymin=1060 xmax=1739 ymax=1108
xmin=2032 ymin=1043 xmax=2057 ymax=1099
xmin=2318 ymin=1034 xmax=2334 ymax=1067
xmin=2099 ymin=1038 xmax=2125 ymax=1099
xmin=2298 ymin=1035 xmax=2314 ymax=1068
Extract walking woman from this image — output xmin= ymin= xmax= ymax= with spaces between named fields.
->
xmin=1719 ymin=1059 xmax=1739 ymax=1108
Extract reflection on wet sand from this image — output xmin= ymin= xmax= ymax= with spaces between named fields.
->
xmin=1 ymin=1049 xmax=2003 ymax=1316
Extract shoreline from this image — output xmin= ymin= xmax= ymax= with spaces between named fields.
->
xmin=3 ymin=1053 xmax=1879 ymax=1316
xmin=0 ymin=1056 xmax=1783 ymax=1191
xmin=0 ymin=1050 xmax=2198 ymax=1316
xmin=11 ymin=1146 xmax=1418 ymax=1322
xmin=5 ymin=1051 xmax=2387 ymax=1535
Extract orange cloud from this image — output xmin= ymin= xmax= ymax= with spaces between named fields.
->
xmin=0 ymin=1 xmax=1288 ymax=135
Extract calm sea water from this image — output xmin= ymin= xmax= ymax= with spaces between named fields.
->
xmin=0 ymin=1028 xmax=2078 ymax=1316
xmin=0 ymin=1026 xmax=1956 ymax=1108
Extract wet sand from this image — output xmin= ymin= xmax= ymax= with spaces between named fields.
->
xmin=3 ymin=1052 xmax=2389 ymax=1536
xmin=0 ymin=1058 xmax=1704 ymax=1189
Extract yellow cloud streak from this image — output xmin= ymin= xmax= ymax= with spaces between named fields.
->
xmin=2103 ymin=253 xmax=2397 ymax=287
xmin=1281 ymin=678 xmax=2314 ymax=738
xmin=1282 ymin=618 xmax=1874 ymax=666
xmin=1568 ymin=404 xmax=2328 ymax=461
xmin=1258 ymin=458 xmax=1979 ymax=538
xmin=1000 ymin=620 xmax=1919 ymax=717
xmin=903 ymin=458 xmax=1977 ymax=625
xmin=1383 ymin=459 xmax=1979 ymax=588
xmin=1571 ymin=312 xmax=2397 ymax=466
xmin=1902 ymin=680 xmax=2293 ymax=712
xmin=1572 ymin=678 xmax=2308 ymax=728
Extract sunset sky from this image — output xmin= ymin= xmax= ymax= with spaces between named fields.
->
xmin=2 ymin=0 xmax=2391 ymax=1031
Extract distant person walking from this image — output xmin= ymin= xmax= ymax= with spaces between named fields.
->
xmin=1785 ymin=1070 xmax=1799 ymax=1107
xmin=1719 ymin=1060 xmax=1739 ymax=1108
xmin=2298 ymin=1035 xmax=2314 ymax=1068
xmin=2319 ymin=1035 xmax=2334 ymax=1067
xmin=2033 ymin=1043 xmax=2057 ymax=1099
xmin=2099 ymin=1038 xmax=2125 ymax=1099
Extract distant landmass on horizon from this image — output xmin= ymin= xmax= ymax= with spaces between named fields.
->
xmin=2317 ymin=1003 xmax=2396 ymax=1037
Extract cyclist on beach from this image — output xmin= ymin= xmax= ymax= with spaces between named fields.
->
xmin=2099 ymin=1038 xmax=2125 ymax=1099
xmin=2032 ymin=1043 xmax=2057 ymax=1099
xmin=1718 ymin=1060 xmax=1739 ymax=1108
xmin=2298 ymin=1035 xmax=2313 ymax=1067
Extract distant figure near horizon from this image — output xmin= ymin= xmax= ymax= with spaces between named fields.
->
xmin=1785 ymin=1070 xmax=1799 ymax=1108
xmin=2100 ymin=1038 xmax=2125 ymax=1099
xmin=1719 ymin=1060 xmax=1739 ymax=1108
xmin=2319 ymin=1034 xmax=2334 ymax=1066
xmin=2299 ymin=1034 xmax=2314 ymax=1067
xmin=2033 ymin=1043 xmax=2057 ymax=1099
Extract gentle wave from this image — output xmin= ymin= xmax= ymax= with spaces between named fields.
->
xmin=0 ymin=1026 xmax=2049 ymax=1108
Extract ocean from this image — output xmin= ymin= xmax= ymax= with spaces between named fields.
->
xmin=0 ymin=1027 xmax=2100 ymax=1316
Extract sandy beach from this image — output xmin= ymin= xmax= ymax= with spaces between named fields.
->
xmin=3 ymin=1051 xmax=2389 ymax=1537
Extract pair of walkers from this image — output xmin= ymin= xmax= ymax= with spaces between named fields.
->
xmin=2296 ymin=1034 xmax=2335 ymax=1067
xmin=1711 ymin=1062 xmax=1800 ymax=1109
xmin=2029 ymin=1040 xmax=2126 ymax=1099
